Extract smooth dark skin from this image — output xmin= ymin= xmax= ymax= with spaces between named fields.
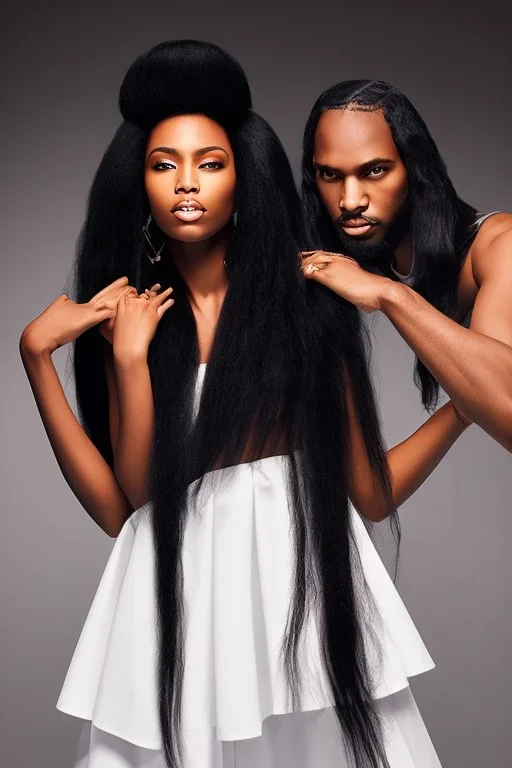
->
xmin=20 ymin=113 xmax=469 ymax=537
xmin=303 ymin=107 xmax=512 ymax=452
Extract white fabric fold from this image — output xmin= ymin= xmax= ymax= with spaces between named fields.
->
xmin=57 ymin=363 xmax=434 ymax=750
xmin=57 ymin=454 xmax=434 ymax=750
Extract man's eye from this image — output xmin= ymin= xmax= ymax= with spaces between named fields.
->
xmin=367 ymin=166 xmax=385 ymax=177
xmin=319 ymin=169 xmax=339 ymax=181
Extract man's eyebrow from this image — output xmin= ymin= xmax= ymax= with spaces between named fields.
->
xmin=358 ymin=157 xmax=394 ymax=173
xmin=147 ymin=145 xmax=229 ymax=160
xmin=313 ymin=157 xmax=394 ymax=174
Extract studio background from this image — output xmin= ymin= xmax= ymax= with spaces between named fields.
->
xmin=2 ymin=1 xmax=510 ymax=766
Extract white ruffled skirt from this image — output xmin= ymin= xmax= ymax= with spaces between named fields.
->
xmin=57 ymin=455 xmax=441 ymax=767
xmin=74 ymin=686 xmax=440 ymax=767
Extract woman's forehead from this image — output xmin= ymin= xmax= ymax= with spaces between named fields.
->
xmin=147 ymin=114 xmax=231 ymax=153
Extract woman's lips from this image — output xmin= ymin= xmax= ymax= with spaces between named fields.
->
xmin=172 ymin=209 xmax=205 ymax=222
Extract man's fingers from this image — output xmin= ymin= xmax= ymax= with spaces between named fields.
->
xmin=302 ymin=252 xmax=333 ymax=275
xmin=301 ymin=251 xmax=333 ymax=267
xmin=301 ymin=250 xmax=354 ymax=264
xmin=300 ymin=250 xmax=319 ymax=258
xmin=303 ymin=264 xmax=330 ymax=281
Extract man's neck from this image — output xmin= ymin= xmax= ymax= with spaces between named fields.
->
xmin=391 ymin=230 xmax=414 ymax=276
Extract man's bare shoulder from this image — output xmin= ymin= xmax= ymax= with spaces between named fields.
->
xmin=470 ymin=212 xmax=512 ymax=286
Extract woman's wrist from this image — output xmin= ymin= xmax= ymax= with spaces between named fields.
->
xmin=113 ymin=347 xmax=149 ymax=372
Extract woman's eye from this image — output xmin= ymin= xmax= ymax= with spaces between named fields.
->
xmin=200 ymin=161 xmax=223 ymax=170
xmin=153 ymin=161 xmax=176 ymax=171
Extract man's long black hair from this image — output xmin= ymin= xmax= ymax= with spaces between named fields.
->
xmin=72 ymin=43 xmax=400 ymax=768
xmin=302 ymin=79 xmax=478 ymax=411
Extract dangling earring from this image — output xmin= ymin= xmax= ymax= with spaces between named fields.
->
xmin=232 ymin=209 xmax=238 ymax=228
xmin=143 ymin=214 xmax=166 ymax=265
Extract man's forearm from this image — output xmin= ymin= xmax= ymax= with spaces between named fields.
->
xmin=380 ymin=282 xmax=512 ymax=451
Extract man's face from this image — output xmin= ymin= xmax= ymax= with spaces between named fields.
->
xmin=313 ymin=107 xmax=409 ymax=263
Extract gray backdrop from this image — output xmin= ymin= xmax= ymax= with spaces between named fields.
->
xmin=2 ymin=1 xmax=511 ymax=766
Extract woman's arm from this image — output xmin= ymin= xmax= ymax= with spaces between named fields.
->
xmin=110 ymin=352 xmax=155 ymax=510
xmin=105 ymin=285 xmax=174 ymax=509
xmin=346 ymin=382 xmax=468 ymax=522
xmin=21 ymin=345 xmax=133 ymax=537
xmin=20 ymin=284 xmax=136 ymax=537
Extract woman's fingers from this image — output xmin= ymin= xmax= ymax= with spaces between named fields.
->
xmin=141 ymin=282 xmax=161 ymax=299
xmin=91 ymin=276 xmax=129 ymax=302
xmin=156 ymin=297 xmax=175 ymax=318
xmin=95 ymin=286 xmax=135 ymax=311
xmin=91 ymin=283 xmax=135 ymax=311
xmin=151 ymin=286 xmax=173 ymax=306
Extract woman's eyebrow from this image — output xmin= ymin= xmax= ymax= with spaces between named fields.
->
xmin=195 ymin=145 xmax=229 ymax=158
xmin=147 ymin=146 xmax=178 ymax=159
xmin=146 ymin=145 xmax=229 ymax=160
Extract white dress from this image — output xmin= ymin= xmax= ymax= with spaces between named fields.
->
xmin=57 ymin=365 xmax=442 ymax=767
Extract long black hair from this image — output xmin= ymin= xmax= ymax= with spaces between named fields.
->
xmin=73 ymin=43 xmax=399 ymax=768
xmin=302 ymin=79 xmax=477 ymax=411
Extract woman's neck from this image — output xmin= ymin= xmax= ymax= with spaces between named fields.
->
xmin=169 ymin=232 xmax=229 ymax=346
xmin=170 ymin=232 xmax=228 ymax=303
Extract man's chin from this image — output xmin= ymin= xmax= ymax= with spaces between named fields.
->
xmin=333 ymin=228 xmax=395 ymax=272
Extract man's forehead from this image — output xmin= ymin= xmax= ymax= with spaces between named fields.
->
xmin=314 ymin=108 xmax=397 ymax=160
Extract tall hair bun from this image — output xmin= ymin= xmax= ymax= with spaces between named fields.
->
xmin=119 ymin=39 xmax=252 ymax=129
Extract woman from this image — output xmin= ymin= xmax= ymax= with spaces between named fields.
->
xmin=20 ymin=41 xmax=467 ymax=768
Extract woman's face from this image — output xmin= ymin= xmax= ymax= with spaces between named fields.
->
xmin=145 ymin=114 xmax=236 ymax=244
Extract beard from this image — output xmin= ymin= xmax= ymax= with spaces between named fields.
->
xmin=332 ymin=203 xmax=411 ymax=276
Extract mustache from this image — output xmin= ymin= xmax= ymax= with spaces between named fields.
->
xmin=335 ymin=213 xmax=380 ymax=226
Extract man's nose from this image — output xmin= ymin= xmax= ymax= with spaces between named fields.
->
xmin=339 ymin=177 xmax=368 ymax=214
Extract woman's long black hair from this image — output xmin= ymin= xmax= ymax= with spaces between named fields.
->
xmin=73 ymin=43 xmax=399 ymax=768
xmin=302 ymin=79 xmax=477 ymax=411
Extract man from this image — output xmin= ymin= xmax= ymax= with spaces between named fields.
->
xmin=300 ymin=80 xmax=512 ymax=452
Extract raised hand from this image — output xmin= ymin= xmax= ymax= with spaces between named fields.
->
xmin=20 ymin=277 xmax=136 ymax=356
xmin=301 ymin=250 xmax=393 ymax=314
xmin=112 ymin=283 xmax=174 ymax=363
xmin=98 ymin=282 xmax=162 ymax=345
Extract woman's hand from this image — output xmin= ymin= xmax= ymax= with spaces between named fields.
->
xmin=20 ymin=277 xmax=135 ymax=357
xmin=99 ymin=282 xmax=161 ymax=345
xmin=112 ymin=283 xmax=174 ymax=363
xmin=301 ymin=250 xmax=394 ymax=313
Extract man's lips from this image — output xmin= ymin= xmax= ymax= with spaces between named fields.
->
xmin=338 ymin=218 xmax=378 ymax=236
